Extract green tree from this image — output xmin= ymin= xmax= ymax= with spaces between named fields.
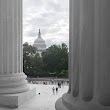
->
xmin=32 ymin=54 xmax=44 ymax=76
xmin=23 ymin=42 xmax=68 ymax=78
xmin=23 ymin=42 xmax=36 ymax=76
xmin=42 ymin=43 xmax=68 ymax=77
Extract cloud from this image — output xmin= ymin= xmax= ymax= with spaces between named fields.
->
xmin=23 ymin=0 xmax=69 ymax=47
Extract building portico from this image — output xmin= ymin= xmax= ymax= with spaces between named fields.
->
xmin=0 ymin=0 xmax=110 ymax=109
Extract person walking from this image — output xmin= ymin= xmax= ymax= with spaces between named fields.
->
xmin=52 ymin=87 xmax=55 ymax=94
xmin=56 ymin=87 xmax=58 ymax=94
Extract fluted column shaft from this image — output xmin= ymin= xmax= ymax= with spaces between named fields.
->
xmin=56 ymin=0 xmax=110 ymax=110
xmin=0 ymin=0 xmax=29 ymax=94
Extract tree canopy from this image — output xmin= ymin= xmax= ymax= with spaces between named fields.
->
xmin=23 ymin=42 xmax=68 ymax=78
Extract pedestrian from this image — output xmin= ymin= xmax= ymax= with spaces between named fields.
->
xmin=56 ymin=87 xmax=58 ymax=94
xmin=52 ymin=87 xmax=55 ymax=94
xmin=58 ymin=82 xmax=60 ymax=88
xmin=58 ymin=82 xmax=61 ymax=88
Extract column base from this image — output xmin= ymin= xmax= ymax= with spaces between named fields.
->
xmin=0 ymin=73 xmax=29 ymax=94
xmin=55 ymin=97 xmax=69 ymax=110
xmin=0 ymin=86 xmax=36 ymax=108
xmin=55 ymin=93 xmax=110 ymax=110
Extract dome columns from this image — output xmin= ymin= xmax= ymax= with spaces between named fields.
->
xmin=55 ymin=0 xmax=110 ymax=110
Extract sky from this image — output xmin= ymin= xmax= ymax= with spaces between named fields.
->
xmin=23 ymin=0 xmax=69 ymax=48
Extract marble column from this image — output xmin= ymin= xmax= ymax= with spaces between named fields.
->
xmin=55 ymin=0 xmax=110 ymax=110
xmin=0 ymin=0 xmax=29 ymax=94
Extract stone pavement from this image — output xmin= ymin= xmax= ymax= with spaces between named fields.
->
xmin=0 ymin=84 xmax=68 ymax=110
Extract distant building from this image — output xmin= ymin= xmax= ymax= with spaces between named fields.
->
xmin=33 ymin=29 xmax=46 ymax=57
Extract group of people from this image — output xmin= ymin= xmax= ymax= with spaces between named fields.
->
xmin=52 ymin=80 xmax=65 ymax=94
xmin=52 ymin=87 xmax=58 ymax=94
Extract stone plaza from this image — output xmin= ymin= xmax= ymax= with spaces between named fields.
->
xmin=0 ymin=84 xmax=68 ymax=110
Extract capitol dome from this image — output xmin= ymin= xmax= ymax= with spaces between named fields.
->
xmin=33 ymin=29 xmax=46 ymax=57
xmin=34 ymin=37 xmax=45 ymax=44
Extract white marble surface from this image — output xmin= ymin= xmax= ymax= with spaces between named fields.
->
xmin=0 ymin=84 xmax=68 ymax=110
xmin=0 ymin=0 xmax=29 ymax=94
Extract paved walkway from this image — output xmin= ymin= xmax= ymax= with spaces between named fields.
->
xmin=0 ymin=84 xmax=68 ymax=110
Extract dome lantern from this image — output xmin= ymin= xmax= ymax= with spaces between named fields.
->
xmin=38 ymin=29 xmax=41 ymax=38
